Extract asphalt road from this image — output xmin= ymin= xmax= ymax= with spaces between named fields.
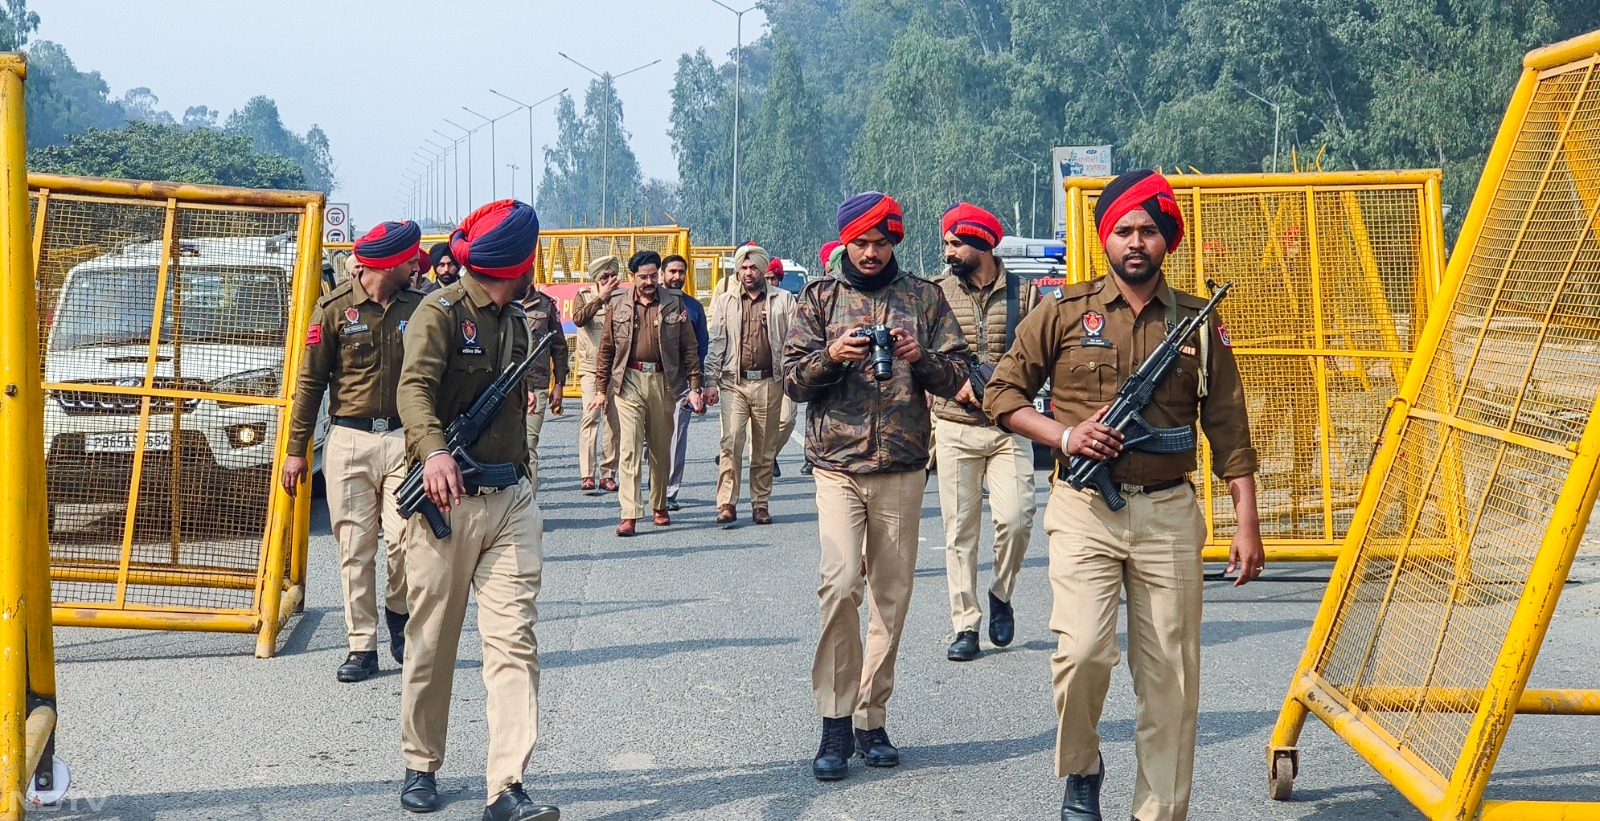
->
xmin=44 ymin=408 xmax=1600 ymax=819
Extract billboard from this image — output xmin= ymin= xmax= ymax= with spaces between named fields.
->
xmin=1051 ymin=146 xmax=1112 ymax=238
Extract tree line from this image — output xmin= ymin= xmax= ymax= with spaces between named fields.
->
xmin=539 ymin=0 xmax=1600 ymax=272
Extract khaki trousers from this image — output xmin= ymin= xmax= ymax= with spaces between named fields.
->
xmin=578 ymin=372 xmax=619 ymax=480
xmin=1045 ymin=479 xmax=1205 ymax=821
xmin=401 ymin=480 xmax=543 ymax=804
xmin=936 ymin=421 xmax=1037 ymax=633
xmin=525 ymin=389 xmax=548 ymax=492
xmin=812 ymin=468 xmax=923 ymax=729
xmin=716 ymin=377 xmax=784 ymax=509
xmin=616 ymin=369 xmax=673 ymax=519
xmin=323 ymin=424 xmax=409 ymax=652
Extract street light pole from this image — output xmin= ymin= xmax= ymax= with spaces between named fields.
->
xmin=708 ymin=0 xmax=759 ymax=246
xmin=434 ymin=130 xmax=463 ymax=221
xmin=559 ymin=53 xmax=660 ymax=227
xmin=1007 ymin=149 xmax=1041 ymax=238
xmin=410 ymin=157 xmax=431 ymax=224
xmin=464 ymin=106 xmax=518 ymax=202
xmin=490 ymin=88 xmax=566 ymax=207
xmin=1235 ymin=83 xmax=1282 ymax=173
xmin=426 ymin=139 xmax=451 ymax=223
xmin=444 ymin=118 xmax=477 ymax=209
xmin=508 ymin=163 xmax=520 ymax=200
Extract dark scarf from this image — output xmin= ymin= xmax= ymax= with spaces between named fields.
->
xmin=839 ymin=253 xmax=901 ymax=291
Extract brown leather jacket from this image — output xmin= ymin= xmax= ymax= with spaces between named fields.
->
xmin=595 ymin=288 xmax=703 ymax=398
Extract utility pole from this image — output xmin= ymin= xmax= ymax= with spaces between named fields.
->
xmin=1007 ymin=149 xmax=1041 ymax=238
xmin=491 ymin=87 xmax=566 ymax=206
xmin=559 ymin=53 xmax=660 ymax=227
xmin=444 ymin=118 xmax=477 ymax=209
xmin=463 ymin=106 xmax=517 ymax=202
xmin=708 ymin=0 xmax=759 ymax=245
xmin=434 ymin=130 xmax=463 ymax=221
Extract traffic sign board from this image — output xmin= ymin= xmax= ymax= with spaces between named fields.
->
xmin=324 ymin=202 xmax=350 ymax=243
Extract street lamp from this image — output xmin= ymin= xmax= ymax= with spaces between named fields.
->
xmin=707 ymin=0 xmax=759 ymax=245
xmin=490 ymin=87 xmax=567 ymax=207
xmin=558 ymin=52 xmax=660 ymax=227
xmin=463 ymin=105 xmax=518 ymax=202
xmin=1235 ymin=83 xmax=1282 ymax=173
xmin=507 ymin=163 xmax=521 ymax=200
xmin=1006 ymin=149 xmax=1041 ymax=239
xmin=443 ymin=118 xmax=479 ymax=209
xmin=410 ymin=156 xmax=431 ymax=224
xmin=426 ymin=139 xmax=451 ymax=223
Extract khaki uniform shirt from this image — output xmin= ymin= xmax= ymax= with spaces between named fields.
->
xmin=287 ymin=275 xmax=422 ymax=456
xmin=572 ymin=285 xmax=609 ymax=375
xmin=704 ymin=285 xmax=797 ymax=388
xmin=739 ymin=289 xmax=773 ymax=372
xmin=983 ymin=276 xmax=1257 ymax=483
xmin=397 ymin=276 xmax=531 ymax=468
xmin=520 ymin=288 xmax=570 ymax=394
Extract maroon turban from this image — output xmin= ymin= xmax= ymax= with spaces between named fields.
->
xmin=941 ymin=203 xmax=1003 ymax=252
xmin=1094 ymin=170 xmax=1185 ymax=252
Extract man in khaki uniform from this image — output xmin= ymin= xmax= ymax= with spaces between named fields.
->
xmin=704 ymin=244 xmax=795 ymax=525
xmin=983 ymin=170 xmax=1265 ymax=821
xmin=785 ymin=192 xmax=968 ymax=781
xmin=395 ymin=200 xmax=559 ymax=821
xmin=572 ymin=255 xmax=622 ymax=491
xmin=931 ymin=203 xmax=1039 ymax=663
xmin=522 ymin=283 xmax=569 ymax=492
xmin=283 ymin=219 xmax=423 ymax=683
xmin=590 ymin=250 xmax=705 ymax=536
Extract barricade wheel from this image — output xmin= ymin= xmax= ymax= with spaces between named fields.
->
xmin=1269 ymin=750 xmax=1295 ymax=801
xmin=27 ymin=754 xmax=70 ymax=806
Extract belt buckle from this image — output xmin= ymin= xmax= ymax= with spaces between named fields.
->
xmin=640 ymin=362 xmax=659 ymax=374
xmin=1119 ymin=482 xmax=1142 ymax=497
xmin=475 ymin=486 xmax=500 ymax=496
xmin=744 ymin=369 xmax=763 ymax=380
xmin=372 ymin=418 xmax=390 ymax=433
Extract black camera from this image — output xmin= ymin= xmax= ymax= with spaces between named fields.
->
xmin=852 ymin=325 xmax=896 ymax=382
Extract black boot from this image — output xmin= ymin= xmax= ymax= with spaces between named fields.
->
xmin=947 ymin=631 xmax=980 ymax=661
xmin=800 ymin=462 xmax=814 ymax=476
xmin=773 ymin=462 xmax=782 ymax=478
xmin=337 ymin=650 xmax=379 ymax=683
xmin=482 ymin=784 xmax=560 ymax=821
xmin=812 ymin=717 xmax=854 ymax=781
xmin=853 ymin=726 xmax=900 ymax=767
xmin=400 ymin=769 xmax=439 ymax=813
xmin=386 ymin=608 xmax=410 ymax=665
xmin=1060 ymin=755 xmax=1104 ymax=820
xmin=988 ymin=592 xmax=1015 ymax=647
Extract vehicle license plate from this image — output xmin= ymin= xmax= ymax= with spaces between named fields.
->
xmin=85 ymin=431 xmax=173 ymax=453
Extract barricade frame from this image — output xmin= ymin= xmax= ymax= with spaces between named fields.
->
xmin=1061 ymin=170 xmax=1446 ymax=564
xmin=1267 ymin=29 xmax=1600 ymax=821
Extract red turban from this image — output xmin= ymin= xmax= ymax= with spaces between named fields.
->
xmin=1094 ymin=170 xmax=1185 ymax=252
xmin=941 ymin=203 xmax=1003 ymax=252
xmin=767 ymin=257 xmax=784 ymax=275
xmin=819 ymin=241 xmax=842 ymax=265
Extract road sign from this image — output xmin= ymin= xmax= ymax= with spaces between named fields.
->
xmin=324 ymin=202 xmax=350 ymax=244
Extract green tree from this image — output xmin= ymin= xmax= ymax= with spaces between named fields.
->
xmin=29 ymin=122 xmax=306 ymax=189
xmin=669 ymin=48 xmax=734 ymax=243
xmin=224 ymin=95 xmax=336 ymax=192
xmin=536 ymin=79 xmax=645 ymax=226
xmin=25 ymin=40 xmax=125 ymax=147
xmin=741 ymin=39 xmax=835 ymax=258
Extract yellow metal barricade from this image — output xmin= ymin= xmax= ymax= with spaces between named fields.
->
xmin=1269 ymin=28 xmax=1600 ymax=820
xmin=693 ymin=244 xmax=734 ymax=301
xmin=0 ymin=53 xmax=63 ymax=821
xmin=1062 ymin=171 xmax=1446 ymax=563
xmin=32 ymin=174 xmax=324 ymax=659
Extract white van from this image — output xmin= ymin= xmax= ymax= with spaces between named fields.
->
xmin=43 ymin=236 xmax=325 ymax=531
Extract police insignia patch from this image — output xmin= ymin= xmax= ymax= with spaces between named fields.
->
xmin=462 ymin=319 xmax=478 ymax=345
xmin=344 ymin=307 xmax=360 ymax=324
xmin=1082 ymin=311 xmax=1104 ymax=337
xmin=1217 ymin=322 xmax=1232 ymax=348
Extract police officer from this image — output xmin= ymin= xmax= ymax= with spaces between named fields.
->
xmin=522 ymin=281 xmax=569 ymax=492
xmin=572 ymin=255 xmax=622 ymax=491
xmin=283 ymin=219 xmax=423 ymax=683
xmin=785 ymin=192 xmax=968 ymax=781
xmin=589 ymin=250 xmax=705 ymax=536
xmin=395 ymin=200 xmax=559 ymax=821
xmin=931 ymin=203 xmax=1039 ymax=662
xmin=704 ymin=244 xmax=795 ymax=525
xmin=983 ymin=170 xmax=1265 ymax=821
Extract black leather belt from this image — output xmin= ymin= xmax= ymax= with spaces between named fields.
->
xmin=333 ymin=416 xmax=402 ymax=433
xmin=1055 ymin=462 xmax=1187 ymax=496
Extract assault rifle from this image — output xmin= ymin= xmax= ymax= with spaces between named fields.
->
xmin=1065 ymin=280 xmax=1232 ymax=511
xmin=396 ymin=329 xmax=560 ymax=538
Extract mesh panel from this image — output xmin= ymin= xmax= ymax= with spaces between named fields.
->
xmin=1312 ymin=59 xmax=1600 ymax=785
xmin=38 ymin=188 xmax=308 ymax=615
xmin=1072 ymin=179 xmax=1435 ymax=547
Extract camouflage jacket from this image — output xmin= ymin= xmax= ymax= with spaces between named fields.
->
xmin=783 ymin=270 xmax=969 ymax=474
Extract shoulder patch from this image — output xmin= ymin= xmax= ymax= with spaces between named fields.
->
xmin=305 ymin=324 xmax=322 ymax=345
xmin=437 ymin=296 xmax=452 ymax=308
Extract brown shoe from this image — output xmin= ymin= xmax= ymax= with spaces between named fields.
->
xmin=616 ymin=519 xmax=636 ymax=537
xmin=600 ymin=478 xmax=619 ymax=492
xmin=581 ymin=477 xmax=596 ymax=491
xmin=715 ymin=505 xmax=736 ymax=524
xmin=653 ymin=510 xmax=671 ymax=526
xmin=753 ymin=508 xmax=773 ymax=525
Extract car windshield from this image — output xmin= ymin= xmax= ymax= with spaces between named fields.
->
xmin=49 ymin=265 xmax=289 ymax=352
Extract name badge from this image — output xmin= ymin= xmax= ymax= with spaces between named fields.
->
xmin=1080 ymin=338 xmax=1113 ymax=348
xmin=342 ymin=323 xmax=370 ymax=335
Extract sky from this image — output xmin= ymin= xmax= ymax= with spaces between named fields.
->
xmin=36 ymin=0 xmax=767 ymax=228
